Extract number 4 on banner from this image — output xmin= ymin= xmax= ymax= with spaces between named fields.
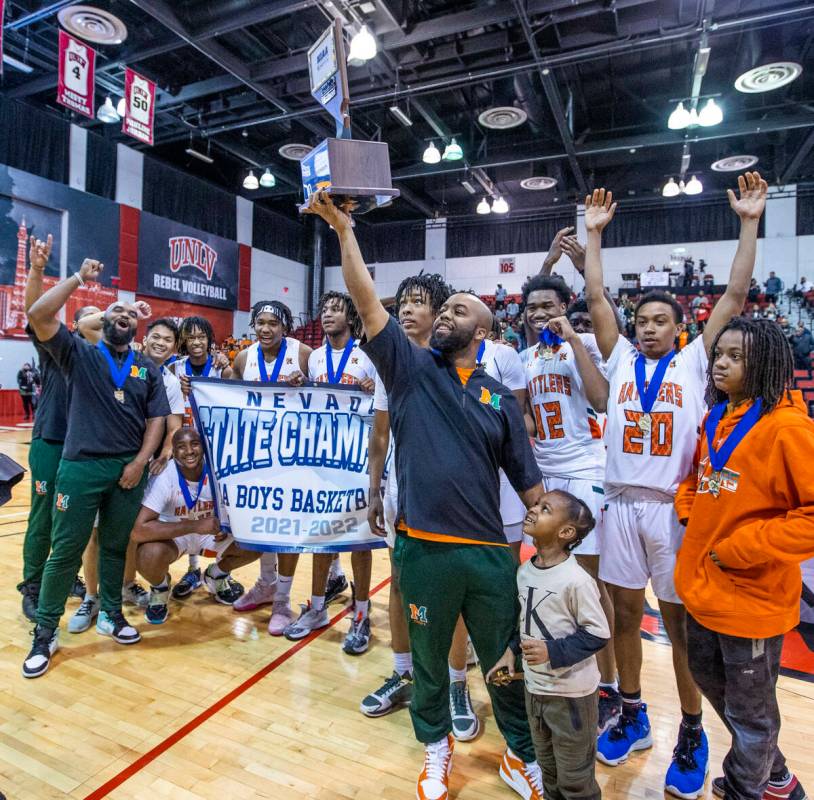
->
xmin=122 ymin=67 xmax=156 ymax=146
xmin=56 ymin=30 xmax=96 ymax=118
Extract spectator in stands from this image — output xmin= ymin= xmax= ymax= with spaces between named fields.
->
xmin=695 ymin=302 xmax=711 ymax=331
xmin=747 ymin=278 xmax=760 ymax=304
xmin=495 ymin=302 xmax=508 ymax=323
xmin=501 ymin=321 xmax=520 ymax=350
xmin=763 ymin=302 xmax=778 ymax=322
xmin=506 ymin=297 xmax=520 ymax=320
xmin=778 ymin=315 xmax=791 ymax=337
xmin=764 ymin=271 xmax=783 ymax=303
xmin=790 ymin=322 xmax=814 ymax=371
xmin=687 ymin=317 xmax=699 ymax=342
xmin=750 ymin=304 xmax=763 ymax=320
xmin=16 ymin=362 xmax=39 ymax=421
xmin=794 ymin=277 xmax=812 ymax=299
xmin=703 ymin=271 xmax=714 ymax=288
xmin=682 ymin=259 xmax=694 ymax=288
xmin=495 ymin=283 xmax=507 ymax=304
xmin=691 ymin=290 xmax=711 ymax=315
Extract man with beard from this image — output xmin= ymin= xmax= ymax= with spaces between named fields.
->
xmin=305 ymin=191 xmax=544 ymax=800
xmin=230 ymin=300 xmax=312 ymax=635
xmin=23 ymin=258 xmax=170 ymax=678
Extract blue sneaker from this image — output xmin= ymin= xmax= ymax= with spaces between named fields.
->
xmin=597 ymin=704 xmax=653 ymax=766
xmin=665 ymin=727 xmax=709 ymax=799
xmin=145 ymin=579 xmax=171 ymax=625
xmin=172 ymin=567 xmax=202 ymax=599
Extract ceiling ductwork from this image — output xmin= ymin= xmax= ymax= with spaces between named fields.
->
xmin=57 ymin=5 xmax=128 ymax=44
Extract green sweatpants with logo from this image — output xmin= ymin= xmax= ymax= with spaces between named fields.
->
xmin=21 ymin=437 xmax=63 ymax=585
xmin=36 ymin=456 xmax=147 ymax=629
xmin=395 ymin=535 xmax=535 ymax=762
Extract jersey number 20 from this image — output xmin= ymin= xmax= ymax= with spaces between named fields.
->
xmin=622 ymin=410 xmax=673 ymax=456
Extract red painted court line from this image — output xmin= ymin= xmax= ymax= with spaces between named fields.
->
xmin=82 ymin=576 xmax=392 ymax=800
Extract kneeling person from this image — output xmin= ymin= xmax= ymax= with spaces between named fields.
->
xmin=132 ymin=429 xmax=256 ymax=623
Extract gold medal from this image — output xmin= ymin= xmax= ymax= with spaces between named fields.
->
xmin=638 ymin=412 xmax=651 ymax=432
xmin=542 ymin=347 xmax=554 ymax=361
xmin=708 ymin=471 xmax=722 ymax=497
xmin=114 ymin=389 xmax=125 ymax=404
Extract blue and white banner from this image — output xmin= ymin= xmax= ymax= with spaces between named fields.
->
xmin=190 ymin=378 xmax=389 ymax=553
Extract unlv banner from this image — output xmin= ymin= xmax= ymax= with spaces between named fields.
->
xmin=56 ymin=30 xmax=95 ymax=118
xmin=190 ymin=379 xmax=389 ymax=553
xmin=137 ymin=211 xmax=238 ymax=309
xmin=122 ymin=67 xmax=156 ymax=145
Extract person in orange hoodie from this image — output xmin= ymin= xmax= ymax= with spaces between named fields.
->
xmin=675 ymin=316 xmax=814 ymax=800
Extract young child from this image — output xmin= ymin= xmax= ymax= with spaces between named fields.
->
xmin=488 ymin=490 xmax=610 ymax=800
xmin=675 ymin=317 xmax=814 ymax=800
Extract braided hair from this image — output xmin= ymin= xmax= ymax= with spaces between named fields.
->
xmin=550 ymin=490 xmax=596 ymax=552
xmin=178 ymin=316 xmax=214 ymax=356
xmin=394 ymin=272 xmax=453 ymax=315
xmin=318 ymin=291 xmax=362 ymax=339
xmin=250 ymin=300 xmax=293 ymax=334
xmin=705 ymin=317 xmax=794 ymax=416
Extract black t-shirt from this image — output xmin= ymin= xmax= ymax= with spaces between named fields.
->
xmin=41 ymin=324 xmax=171 ymax=460
xmin=362 ymin=316 xmax=541 ymax=545
xmin=27 ymin=324 xmax=68 ymax=443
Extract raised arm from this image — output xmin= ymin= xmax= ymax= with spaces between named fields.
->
xmin=303 ymin=191 xmax=390 ymax=339
xmin=539 ymin=226 xmax=574 ymax=276
xmin=24 ymin=234 xmax=53 ymax=313
xmin=704 ymin=171 xmax=767 ymax=354
xmin=547 ymin=316 xmax=609 ymax=412
xmin=28 ymin=258 xmax=103 ymax=342
xmin=583 ymin=189 xmax=619 ymax=361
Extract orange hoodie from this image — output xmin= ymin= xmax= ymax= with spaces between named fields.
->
xmin=674 ymin=391 xmax=814 ymax=638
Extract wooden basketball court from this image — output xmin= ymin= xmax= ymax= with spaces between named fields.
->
xmin=1 ymin=426 xmax=812 ymax=800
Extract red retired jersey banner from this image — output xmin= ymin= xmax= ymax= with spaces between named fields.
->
xmin=56 ymin=30 xmax=96 ymax=118
xmin=122 ymin=67 xmax=156 ymax=145
xmin=0 ymin=0 xmax=5 ymax=76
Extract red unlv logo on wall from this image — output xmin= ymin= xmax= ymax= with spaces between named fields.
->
xmin=169 ymin=237 xmax=218 ymax=281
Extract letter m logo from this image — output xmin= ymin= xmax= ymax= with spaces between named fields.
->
xmin=479 ymin=388 xmax=501 ymax=411
xmin=35 ymin=480 xmax=48 ymax=495
xmin=409 ymin=604 xmax=428 ymax=625
xmin=55 ymin=493 xmax=70 ymax=512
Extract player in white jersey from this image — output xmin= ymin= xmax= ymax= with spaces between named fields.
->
xmin=583 ymin=175 xmax=767 ymax=796
xmin=519 ymin=273 xmax=620 ymax=733
xmin=169 ymin=316 xmax=233 ymax=598
xmin=281 ymin=291 xmax=378 ymax=655
xmin=131 ymin=429 xmax=259 ymax=623
xmin=229 ymin=301 xmax=312 ymax=635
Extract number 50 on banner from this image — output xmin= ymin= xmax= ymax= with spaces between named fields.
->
xmin=122 ymin=67 xmax=156 ymax=146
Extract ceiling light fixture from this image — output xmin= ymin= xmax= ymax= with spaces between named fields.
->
xmin=243 ymin=170 xmax=259 ymax=190
xmin=667 ymin=102 xmax=691 ymax=130
xmin=259 ymin=169 xmax=276 ymax=188
xmin=698 ymin=98 xmax=723 ymax=126
xmin=2 ymin=53 xmax=34 ymax=73
xmin=461 ymin=180 xmax=477 ymax=195
xmin=476 ymin=197 xmax=492 ymax=215
xmin=347 ymin=25 xmax=377 ymax=64
xmin=442 ymin=138 xmax=463 ymax=161
xmin=711 ymin=155 xmax=758 ymax=172
xmin=185 ymin=146 xmax=214 ymax=164
xmin=389 ymin=105 xmax=413 ymax=127
xmin=735 ymin=62 xmax=802 ymax=93
xmin=492 ymin=196 xmax=509 ymax=214
xmin=422 ymin=142 xmax=441 ymax=164
xmin=97 ymin=96 xmax=120 ymax=124
xmin=684 ymin=175 xmax=703 ymax=195
xmin=117 ymin=97 xmax=126 ymax=117
xmin=662 ymin=177 xmax=681 ymax=198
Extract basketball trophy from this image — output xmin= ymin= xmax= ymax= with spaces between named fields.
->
xmin=299 ymin=20 xmax=399 ymax=215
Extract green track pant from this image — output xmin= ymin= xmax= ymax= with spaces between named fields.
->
xmin=36 ymin=456 xmax=147 ymax=629
xmin=21 ymin=437 xmax=63 ymax=585
xmin=395 ymin=535 xmax=535 ymax=762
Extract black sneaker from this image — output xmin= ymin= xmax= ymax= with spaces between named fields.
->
xmin=598 ymin=686 xmax=622 ymax=734
xmin=22 ymin=624 xmax=59 ymax=678
xmin=171 ymin=567 xmax=202 ymax=599
xmin=203 ymin=566 xmax=244 ymax=605
xmin=19 ymin=581 xmax=40 ymax=623
xmin=70 ymin=574 xmax=87 ymax=599
xmin=325 ymin=573 xmax=348 ymax=604
xmin=145 ymin=581 xmax=171 ymax=625
xmin=715 ymin=773 xmax=811 ymax=800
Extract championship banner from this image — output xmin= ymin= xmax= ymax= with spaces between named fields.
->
xmin=190 ymin=379 xmax=390 ymax=554
xmin=56 ymin=30 xmax=95 ymax=118
xmin=122 ymin=67 xmax=156 ymax=145
xmin=137 ymin=211 xmax=238 ymax=310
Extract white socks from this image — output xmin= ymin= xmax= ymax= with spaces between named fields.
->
xmin=328 ymin=557 xmax=345 ymax=580
xmin=394 ymin=651 xmax=413 ymax=676
xmin=355 ymin=598 xmax=370 ymax=621
xmin=310 ymin=594 xmax=325 ymax=612
xmin=448 ymin=665 xmax=467 ymax=684
xmin=189 ymin=554 xmax=200 ymax=570
xmin=274 ymin=574 xmax=293 ymax=604
xmin=259 ymin=552 xmax=278 ymax=584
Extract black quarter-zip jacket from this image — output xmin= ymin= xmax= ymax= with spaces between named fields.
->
xmin=363 ymin=317 xmax=541 ymax=545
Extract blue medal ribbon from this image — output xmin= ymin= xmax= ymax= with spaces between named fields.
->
xmin=175 ymin=461 xmax=207 ymax=513
xmin=326 ymin=338 xmax=355 ymax=384
xmin=185 ymin=356 xmax=212 ymax=377
xmin=704 ymin=398 xmax=763 ymax=474
xmin=539 ymin=328 xmax=564 ymax=348
xmin=634 ymin=350 xmax=675 ymax=414
xmin=476 ymin=341 xmax=486 ymax=365
xmin=96 ymin=341 xmax=135 ymax=391
xmin=258 ymin=339 xmax=287 ymax=383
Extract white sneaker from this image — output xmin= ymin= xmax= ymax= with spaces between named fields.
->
xmin=449 ymin=681 xmax=480 ymax=741
xmin=416 ymin=734 xmax=454 ymax=800
xmin=268 ymin=601 xmax=296 ymax=636
xmin=122 ymin=581 xmax=149 ymax=608
xmin=283 ymin=602 xmax=329 ymax=640
xmin=22 ymin=625 xmax=59 ymax=678
xmin=499 ymin=748 xmax=543 ymax=800
xmin=232 ymin=577 xmax=276 ymax=612
xmin=68 ymin=595 xmax=100 ymax=633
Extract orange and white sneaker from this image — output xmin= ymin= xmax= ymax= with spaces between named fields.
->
xmin=499 ymin=748 xmax=544 ymax=800
xmin=416 ymin=734 xmax=454 ymax=800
